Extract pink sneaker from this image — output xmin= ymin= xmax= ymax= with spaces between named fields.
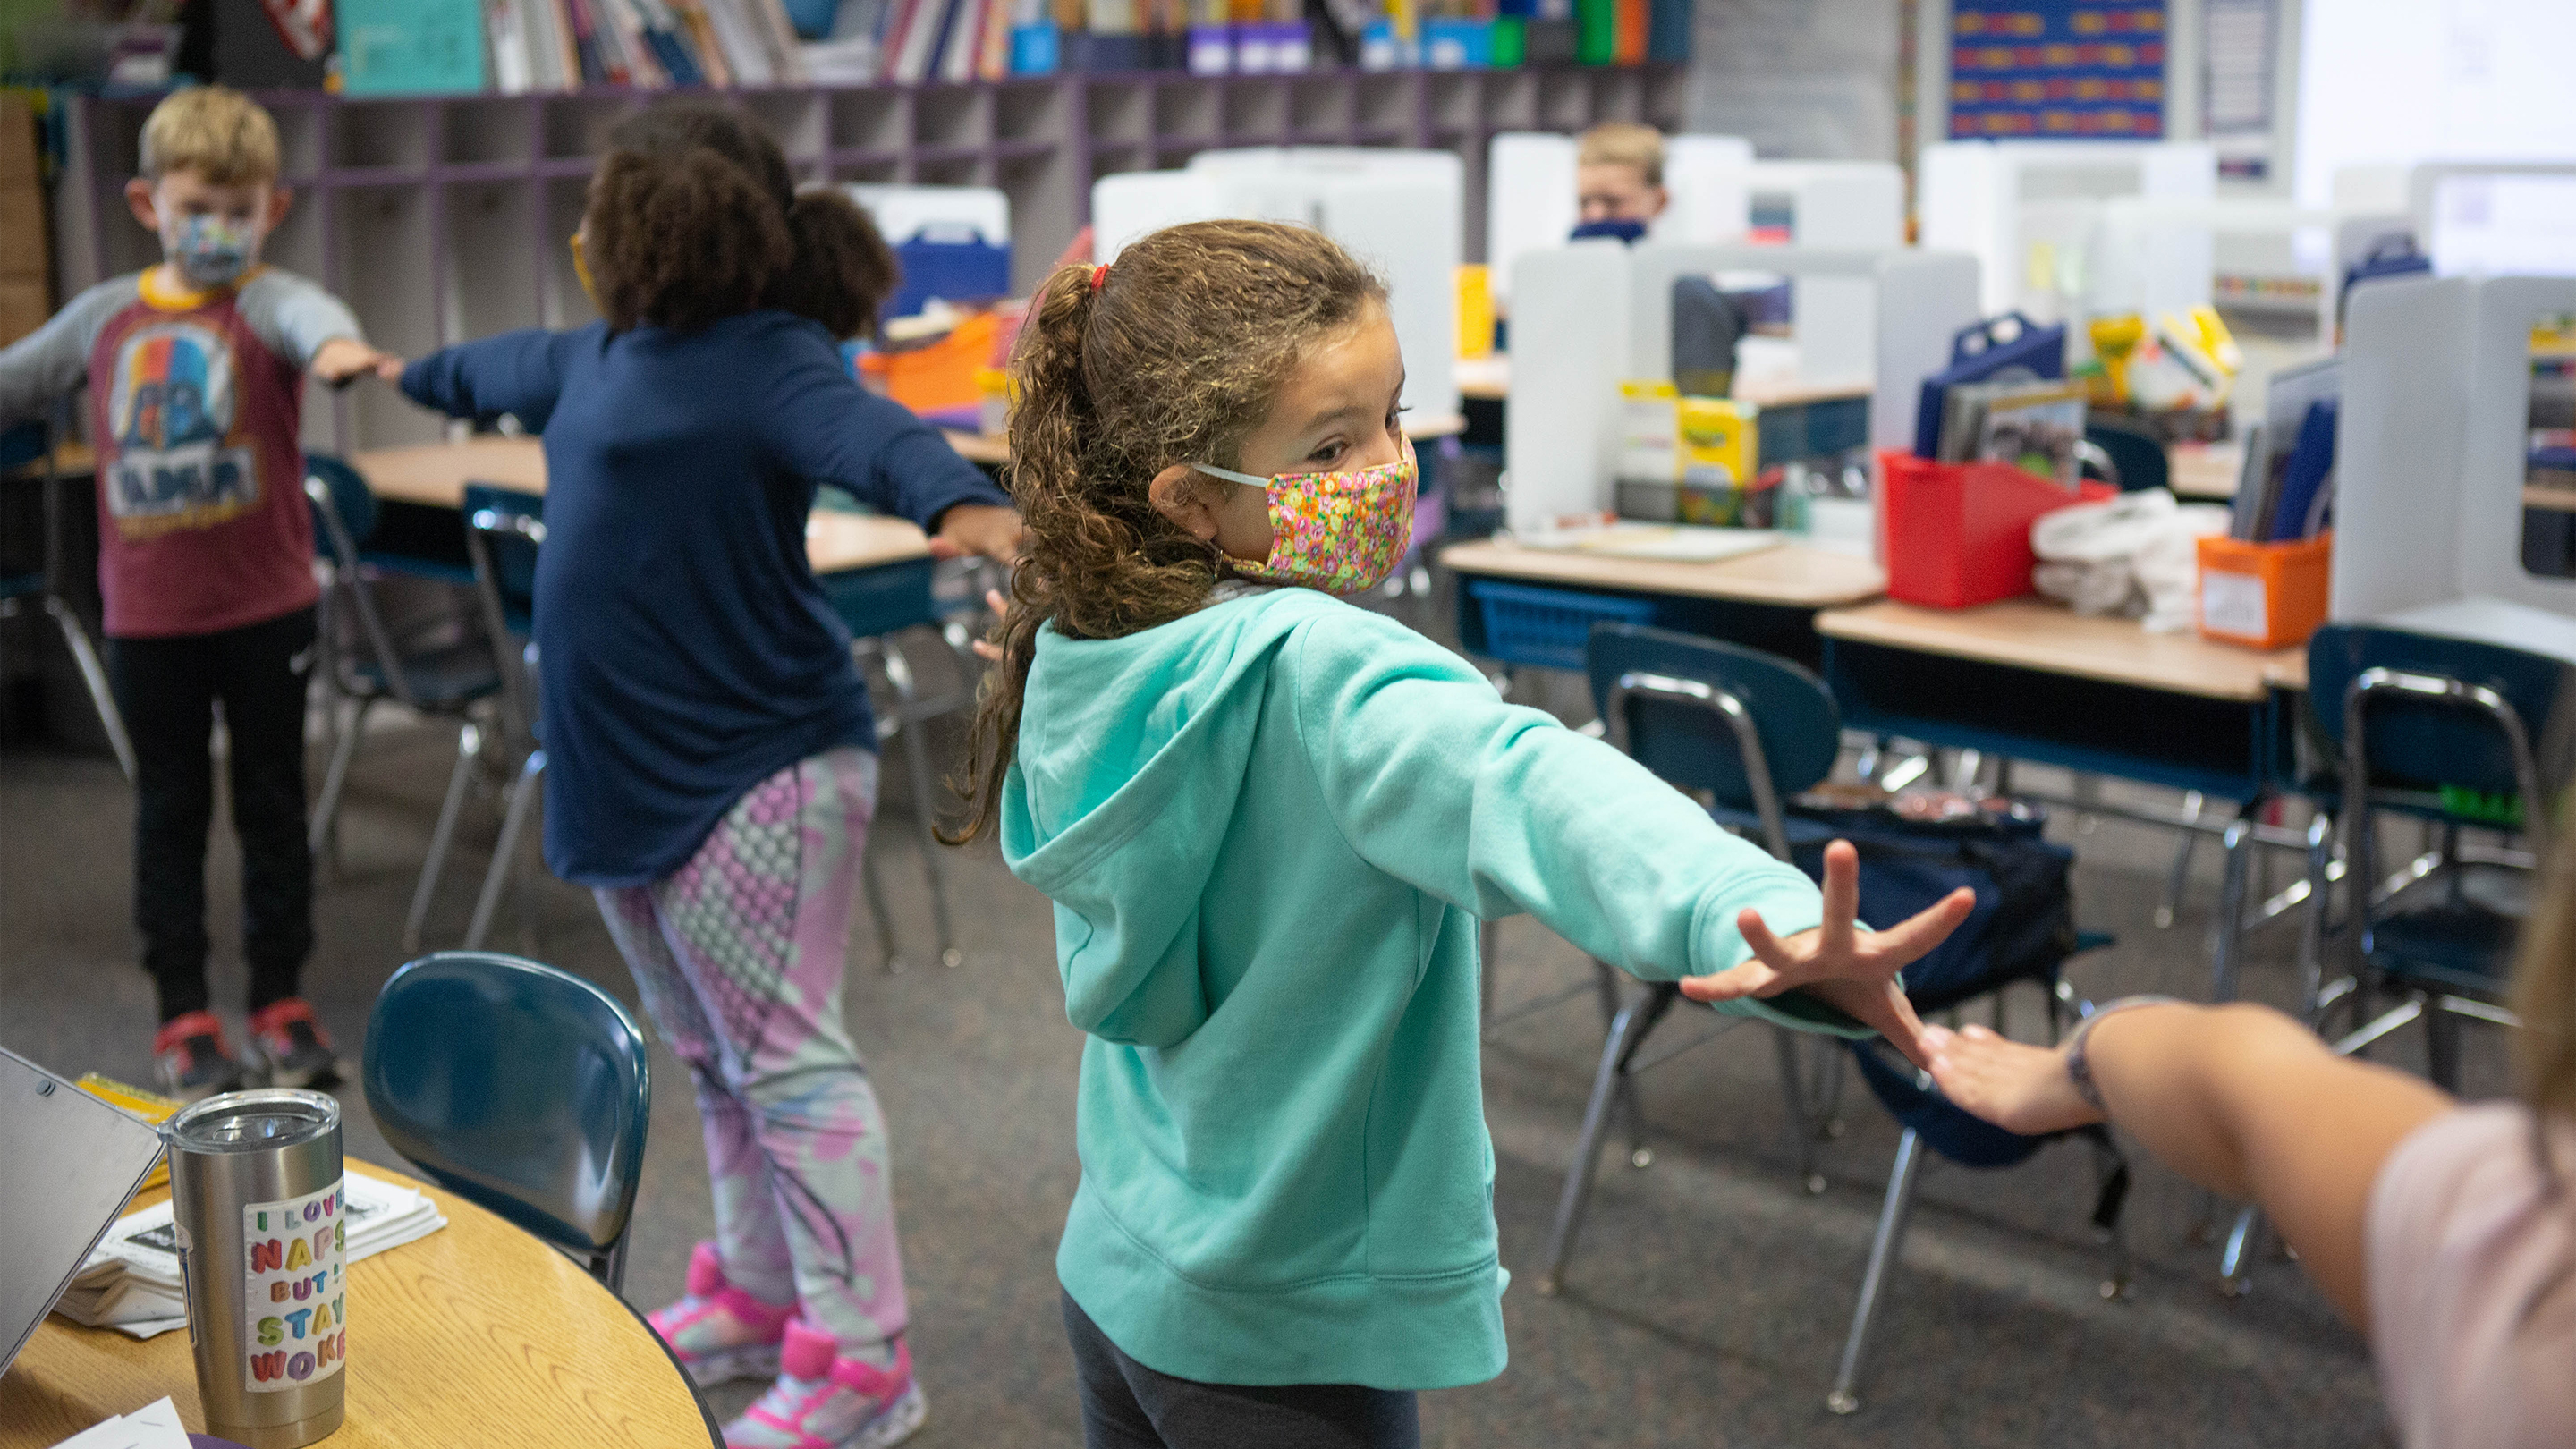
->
xmin=647 ymin=1242 xmax=794 ymax=1388
xmin=724 ymin=1320 xmax=926 ymax=1449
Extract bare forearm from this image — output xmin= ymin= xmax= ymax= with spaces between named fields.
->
xmin=2086 ymin=1002 xmax=2452 ymax=1321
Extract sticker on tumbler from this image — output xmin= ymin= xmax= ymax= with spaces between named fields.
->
xmin=242 ymin=1177 xmax=347 ymax=1392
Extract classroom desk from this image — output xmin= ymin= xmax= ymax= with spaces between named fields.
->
xmin=1818 ymin=597 xmax=2309 ymax=989
xmin=0 ymin=1163 xmax=719 ymax=1449
xmin=351 ymin=438 xmax=934 ymax=575
xmin=1441 ymin=537 xmax=1885 ymax=669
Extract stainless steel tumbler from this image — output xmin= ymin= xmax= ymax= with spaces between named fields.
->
xmin=165 ymin=1089 xmax=348 ymax=1448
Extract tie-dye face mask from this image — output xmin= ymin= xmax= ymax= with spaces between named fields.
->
xmin=1192 ymin=436 xmax=1418 ymax=596
xmin=164 ymin=214 xmax=259 ymax=290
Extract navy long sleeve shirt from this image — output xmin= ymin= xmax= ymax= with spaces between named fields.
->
xmin=402 ymin=311 xmax=1011 ymax=887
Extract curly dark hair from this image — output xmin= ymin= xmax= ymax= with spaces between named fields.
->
xmin=942 ymin=220 xmax=1386 ymax=845
xmin=588 ymin=99 xmax=900 ymax=339
xmin=583 ymin=147 xmax=789 ymax=334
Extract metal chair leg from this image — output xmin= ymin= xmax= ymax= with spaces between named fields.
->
xmin=309 ymin=695 xmax=373 ymax=865
xmin=592 ymin=1234 xmax=631 ymax=1292
xmin=1589 ymin=959 xmax=1648 ymax=1165
xmin=405 ymin=721 xmax=484 ymax=950
xmin=45 ymin=596 xmax=138 ymax=781
xmin=1536 ymin=985 xmax=1676 ymax=1295
xmin=2425 ymin=1004 xmax=2462 ymax=1092
xmin=464 ymin=748 xmax=543 ymax=951
xmin=1774 ymin=1027 xmax=1825 ymax=1194
xmin=2207 ymin=811 xmax=2257 ymax=1002
xmin=1826 ymin=1126 xmax=1925 ymax=1415
xmin=2218 ymin=1203 xmax=2263 ymax=1296
xmin=879 ymin=640 xmax=962 ymax=969
xmin=2156 ymin=790 xmax=2205 ymax=928
xmin=860 ymin=836 xmax=906 ymax=974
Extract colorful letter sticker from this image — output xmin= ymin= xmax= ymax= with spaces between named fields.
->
xmin=242 ymin=1177 xmax=347 ymax=1393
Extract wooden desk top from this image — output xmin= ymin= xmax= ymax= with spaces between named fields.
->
xmin=2168 ymin=442 xmax=2243 ymax=501
xmin=1456 ymin=355 xmax=1509 ymax=401
xmin=3 ymin=441 xmax=97 ymax=480
xmin=1439 ymin=537 xmax=1886 ymax=609
xmin=0 ymin=1164 xmax=714 ymax=1449
xmin=350 ymin=438 xmax=932 ymax=574
xmin=1818 ymin=597 xmax=2304 ymax=702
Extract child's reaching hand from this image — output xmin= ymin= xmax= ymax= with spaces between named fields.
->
xmin=1681 ymin=840 xmax=1974 ymax=1070
xmin=309 ymin=336 xmax=402 ymax=388
xmin=930 ymin=502 xmax=1023 ymax=564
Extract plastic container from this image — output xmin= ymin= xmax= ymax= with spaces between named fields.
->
xmin=1469 ymin=580 xmax=1657 ymax=670
xmin=1877 ymin=449 xmax=2108 ymax=609
xmin=861 ymin=312 xmax=1000 ymax=418
xmin=2197 ymin=532 xmax=2331 ymax=650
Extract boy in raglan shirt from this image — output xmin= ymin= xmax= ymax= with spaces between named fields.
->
xmin=0 ymin=86 xmax=397 ymax=1097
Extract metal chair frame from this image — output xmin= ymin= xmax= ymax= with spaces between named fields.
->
xmin=0 ymin=414 xmax=136 ymax=778
xmin=441 ymin=499 xmax=547 ymax=952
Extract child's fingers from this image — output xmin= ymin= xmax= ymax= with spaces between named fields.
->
xmin=1679 ymin=959 xmax=1780 ymax=1003
xmin=1735 ymin=906 xmax=1802 ymax=977
xmin=984 ymin=587 xmax=1009 ymax=616
xmin=926 ymin=535 xmax=964 ymax=560
xmin=1861 ymin=886 xmax=1978 ymax=967
xmin=1818 ymin=840 xmax=1860 ymax=945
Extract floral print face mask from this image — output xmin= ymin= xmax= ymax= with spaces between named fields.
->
xmin=1191 ymin=436 xmax=1418 ymax=596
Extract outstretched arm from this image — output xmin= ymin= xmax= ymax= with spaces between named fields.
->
xmin=1924 ymin=1001 xmax=2453 ymax=1325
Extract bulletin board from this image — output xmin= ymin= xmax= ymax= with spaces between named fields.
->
xmin=1946 ymin=3 xmax=2167 ymax=140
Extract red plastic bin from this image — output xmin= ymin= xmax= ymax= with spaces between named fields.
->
xmin=1877 ymin=450 xmax=2113 ymax=609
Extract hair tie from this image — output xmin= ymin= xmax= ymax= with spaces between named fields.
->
xmin=1090 ymin=263 xmax=1110 ymax=293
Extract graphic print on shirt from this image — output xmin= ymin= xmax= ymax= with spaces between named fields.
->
xmin=103 ymin=319 xmax=259 ymax=541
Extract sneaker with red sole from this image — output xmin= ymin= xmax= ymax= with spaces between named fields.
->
xmin=248 ymin=998 xmax=343 ymax=1089
xmin=154 ymin=1010 xmax=253 ymax=1102
xmin=724 ymin=1321 xmax=925 ymax=1449
xmin=648 ymin=1241 xmax=795 ymax=1388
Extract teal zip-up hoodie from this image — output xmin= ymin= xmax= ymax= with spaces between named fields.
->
xmin=1001 ymin=589 xmax=1868 ymax=1391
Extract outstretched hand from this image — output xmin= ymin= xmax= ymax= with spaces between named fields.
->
xmin=1679 ymin=840 xmax=1975 ymax=1070
xmin=930 ymin=504 xmax=1023 ymax=565
xmin=310 ymin=337 xmax=403 ymax=389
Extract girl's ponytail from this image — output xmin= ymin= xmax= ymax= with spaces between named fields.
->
xmin=770 ymin=188 xmax=901 ymax=341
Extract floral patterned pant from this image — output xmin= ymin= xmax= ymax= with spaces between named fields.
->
xmin=597 ymin=746 xmax=909 ymax=1350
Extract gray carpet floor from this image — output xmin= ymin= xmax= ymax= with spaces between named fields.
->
xmin=4 ymin=614 xmax=2502 ymax=1447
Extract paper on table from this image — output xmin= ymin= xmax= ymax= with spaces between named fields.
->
xmin=44 ymin=1395 xmax=191 ymax=1449
xmin=55 ymin=1168 xmax=446 ymax=1340
xmin=1515 ymin=521 xmax=1784 ymax=564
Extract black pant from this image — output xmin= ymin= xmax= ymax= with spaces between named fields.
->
xmin=107 ymin=607 xmax=317 ymax=1022
xmin=1063 ymin=1292 xmax=1420 ymax=1449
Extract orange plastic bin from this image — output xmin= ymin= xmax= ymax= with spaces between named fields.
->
xmin=2197 ymin=532 xmax=2331 ymax=649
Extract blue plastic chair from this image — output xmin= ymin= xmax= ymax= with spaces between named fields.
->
xmin=409 ymin=483 xmax=548 ymax=953
xmin=0 ymin=417 xmax=135 ymax=778
xmin=1550 ymin=623 xmax=2124 ymax=1416
xmin=362 ymin=951 xmax=651 ymax=1289
xmin=305 ymin=455 xmax=506 ymax=888
xmin=2303 ymin=624 xmax=2569 ymax=1087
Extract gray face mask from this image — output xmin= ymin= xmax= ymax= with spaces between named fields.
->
xmin=163 ymin=213 xmax=260 ymax=289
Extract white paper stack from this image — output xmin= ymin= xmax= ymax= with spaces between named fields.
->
xmin=54 ymin=1170 xmax=447 ymax=1340
xmin=45 ymin=1394 xmax=190 ymax=1449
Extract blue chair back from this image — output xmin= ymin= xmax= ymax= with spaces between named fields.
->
xmin=2306 ymin=624 xmax=2574 ymax=806
xmin=363 ymin=952 xmax=650 ymax=1283
xmin=2080 ymin=419 xmax=2168 ymax=494
xmin=462 ymin=483 xmax=543 ymax=634
xmin=1585 ymin=623 xmax=1842 ymax=822
xmin=304 ymin=453 xmax=379 ymax=561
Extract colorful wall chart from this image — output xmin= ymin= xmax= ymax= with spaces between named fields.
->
xmin=1948 ymin=3 xmax=2167 ymax=140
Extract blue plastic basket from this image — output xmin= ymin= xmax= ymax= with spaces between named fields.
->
xmin=1469 ymin=580 xmax=1657 ymax=671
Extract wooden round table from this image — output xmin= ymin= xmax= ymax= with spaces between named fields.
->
xmin=0 ymin=1164 xmax=717 ymax=1448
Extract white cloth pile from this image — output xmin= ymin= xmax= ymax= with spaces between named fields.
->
xmin=55 ymin=1169 xmax=446 ymax=1340
xmin=2031 ymin=488 xmax=2233 ymax=632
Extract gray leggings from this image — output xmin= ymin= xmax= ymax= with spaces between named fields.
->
xmin=1062 ymin=1292 xmax=1421 ymax=1449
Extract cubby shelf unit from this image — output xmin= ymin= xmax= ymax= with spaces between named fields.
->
xmin=57 ymin=64 xmax=1681 ymax=452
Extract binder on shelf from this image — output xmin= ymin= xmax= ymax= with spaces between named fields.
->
xmin=337 ymin=0 xmax=489 ymax=94
xmin=1911 ymin=311 xmax=2067 ymax=460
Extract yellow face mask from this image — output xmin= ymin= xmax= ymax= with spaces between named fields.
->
xmin=569 ymin=233 xmax=597 ymax=309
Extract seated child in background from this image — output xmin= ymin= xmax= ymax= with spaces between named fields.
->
xmin=0 ymin=85 xmax=396 ymax=1099
xmin=394 ymin=99 xmax=1018 ymax=1449
xmin=1573 ymin=120 xmax=1670 ymax=241
xmin=949 ymin=219 xmax=1972 ymax=1449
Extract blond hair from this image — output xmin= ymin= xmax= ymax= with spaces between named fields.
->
xmin=140 ymin=87 xmax=281 ymax=187
xmin=1578 ymin=122 xmax=1665 ymax=188
xmin=942 ymin=220 xmax=1385 ymax=846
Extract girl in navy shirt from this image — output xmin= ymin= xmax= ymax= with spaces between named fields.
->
xmin=399 ymin=103 xmax=1017 ymax=1449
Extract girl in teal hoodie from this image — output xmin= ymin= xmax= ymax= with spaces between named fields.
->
xmin=947 ymin=220 xmax=1971 ymax=1448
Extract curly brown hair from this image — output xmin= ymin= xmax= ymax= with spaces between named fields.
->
xmin=585 ymin=100 xmax=901 ymax=338
xmin=942 ymin=219 xmax=1385 ymax=844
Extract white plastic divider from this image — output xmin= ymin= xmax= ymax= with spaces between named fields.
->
xmin=1503 ymin=241 xmax=1631 ymax=532
xmin=1660 ymin=134 xmax=1753 ymax=247
xmin=1743 ymin=161 xmax=1903 ymax=248
xmin=1089 ymin=151 xmax=1462 ymax=419
xmin=1919 ymin=140 xmax=2215 ymax=319
xmin=1504 ymin=239 xmax=1980 ymax=531
xmin=2333 ymin=273 xmax=2576 ymax=623
xmin=848 ymin=182 xmax=1011 ymax=245
xmin=1483 ymin=131 xmax=1755 ymax=305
